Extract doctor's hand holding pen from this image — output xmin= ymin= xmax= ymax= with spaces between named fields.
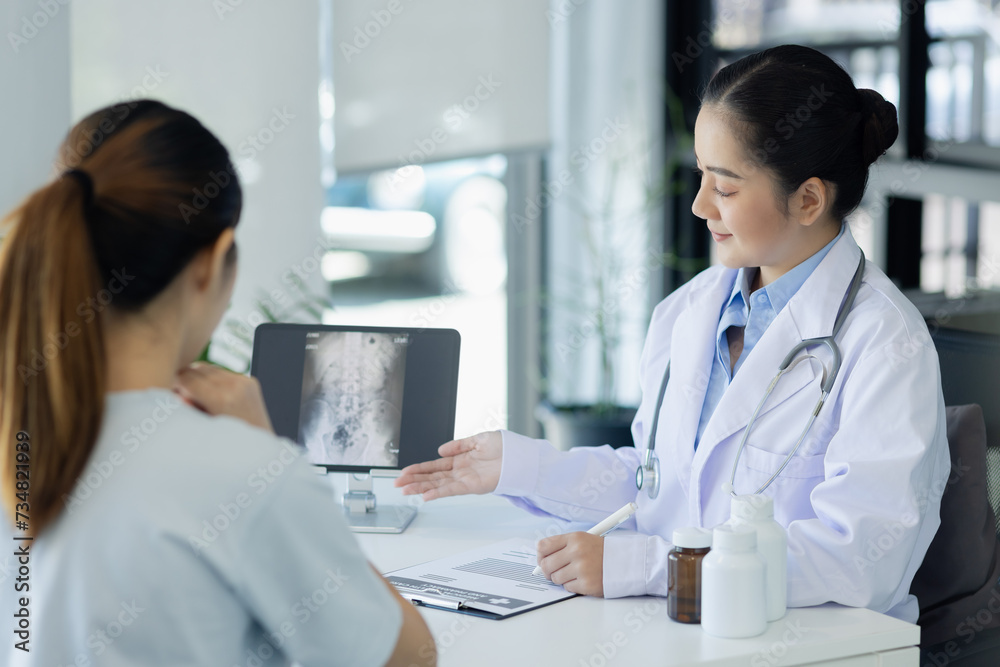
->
xmin=395 ymin=431 xmax=608 ymax=597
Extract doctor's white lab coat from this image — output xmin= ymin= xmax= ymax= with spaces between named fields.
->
xmin=495 ymin=227 xmax=950 ymax=622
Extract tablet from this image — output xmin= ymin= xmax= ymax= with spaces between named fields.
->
xmin=250 ymin=323 xmax=461 ymax=473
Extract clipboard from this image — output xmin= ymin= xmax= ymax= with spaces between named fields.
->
xmin=385 ymin=538 xmax=578 ymax=619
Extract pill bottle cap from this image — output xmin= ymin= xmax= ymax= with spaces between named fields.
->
xmin=712 ymin=524 xmax=757 ymax=551
xmin=672 ymin=527 xmax=712 ymax=549
xmin=731 ymin=494 xmax=774 ymax=522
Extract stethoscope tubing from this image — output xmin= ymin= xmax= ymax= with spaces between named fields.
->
xmin=637 ymin=251 xmax=866 ymax=500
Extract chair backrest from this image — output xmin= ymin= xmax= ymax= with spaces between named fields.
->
xmin=928 ymin=324 xmax=1000 ymax=538
xmin=916 ymin=322 xmax=1000 ymax=653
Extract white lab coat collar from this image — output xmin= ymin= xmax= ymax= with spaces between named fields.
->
xmin=660 ymin=226 xmax=865 ymax=498
xmin=785 ymin=224 xmax=865 ymax=341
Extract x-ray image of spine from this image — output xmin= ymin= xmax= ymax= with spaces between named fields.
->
xmin=297 ymin=331 xmax=407 ymax=467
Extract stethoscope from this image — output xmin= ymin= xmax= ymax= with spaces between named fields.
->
xmin=635 ymin=252 xmax=866 ymax=500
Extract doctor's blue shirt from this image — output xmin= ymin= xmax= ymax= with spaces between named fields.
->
xmin=694 ymin=225 xmax=844 ymax=449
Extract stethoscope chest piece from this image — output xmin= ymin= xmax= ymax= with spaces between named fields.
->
xmin=636 ymin=446 xmax=660 ymax=499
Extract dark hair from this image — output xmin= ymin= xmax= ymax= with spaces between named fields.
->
xmin=0 ymin=100 xmax=241 ymax=533
xmin=701 ymin=44 xmax=898 ymax=221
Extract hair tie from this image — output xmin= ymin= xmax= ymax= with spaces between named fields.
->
xmin=63 ymin=168 xmax=95 ymax=210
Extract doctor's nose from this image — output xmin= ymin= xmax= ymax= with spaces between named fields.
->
xmin=691 ymin=180 xmax=718 ymax=222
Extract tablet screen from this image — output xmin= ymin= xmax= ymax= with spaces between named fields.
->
xmin=251 ymin=324 xmax=460 ymax=472
xmin=299 ymin=330 xmax=408 ymax=468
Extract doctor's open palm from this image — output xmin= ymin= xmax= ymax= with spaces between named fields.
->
xmin=395 ymin=431 xmax=502 ymax=500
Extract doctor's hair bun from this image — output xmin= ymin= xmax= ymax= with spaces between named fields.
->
xmin=857 ymin=89 xmax=899 ymax=166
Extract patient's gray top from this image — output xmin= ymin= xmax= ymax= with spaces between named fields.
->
xmin=3 ymin=387 xmax=400 ymax=667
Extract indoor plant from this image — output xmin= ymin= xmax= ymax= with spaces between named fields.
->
xmin=536 ymin=92 xmax=695 ymax=449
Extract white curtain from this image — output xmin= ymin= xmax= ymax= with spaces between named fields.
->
xmin=331 ymin=0 xmax=551 ymax=174
xmin=71 ymin=0 xmax=328 ymax=364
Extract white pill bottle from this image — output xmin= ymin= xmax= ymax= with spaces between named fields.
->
xmin=730 ymin=494 xmax=788 ymax=622
xmin=701 ymin=524 xmax=767 ymax=638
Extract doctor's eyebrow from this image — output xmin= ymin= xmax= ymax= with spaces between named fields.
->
xmin=693 ymin=151 xmax=745 ymax=180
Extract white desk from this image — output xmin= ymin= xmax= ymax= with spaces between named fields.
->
xmin=347 ymin=476 xmax=920 ymax=667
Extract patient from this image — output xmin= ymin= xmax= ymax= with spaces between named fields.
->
xmin=0 ymin=100 xmax=435 ymax=667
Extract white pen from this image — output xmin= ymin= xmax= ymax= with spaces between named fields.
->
xmin=532 ymin=501 xmax=639 ymax=577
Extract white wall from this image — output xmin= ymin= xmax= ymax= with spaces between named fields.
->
xmin=1 ymin=0 xmax=71 ymax=216
xmin=71 ymin=0 xmax=327 ymax=366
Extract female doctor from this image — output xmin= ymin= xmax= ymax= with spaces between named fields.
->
xmin=397 ymin=44 xmax=951 ymax=622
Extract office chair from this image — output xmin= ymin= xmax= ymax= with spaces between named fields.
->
xmin=915 ymin=324 xmax=1000 ymax=666
xmin=932 ymin=325 xmax=1000 ymax=537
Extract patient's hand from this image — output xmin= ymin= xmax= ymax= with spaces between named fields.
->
xmin=394 ymin=431 xmax=502 ymax=500
xmin=174 ymin=362 xmax=274 ymax=433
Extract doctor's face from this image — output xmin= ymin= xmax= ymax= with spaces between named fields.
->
xmin=691 ymin=105 xmax=806 ymax=284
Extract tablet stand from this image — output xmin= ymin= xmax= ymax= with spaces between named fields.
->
xmin=341 ymin=472 xmax=417 ymax=534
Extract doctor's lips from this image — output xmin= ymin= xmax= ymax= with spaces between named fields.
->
xmin=708 ymin=227 xmax=732 ymax=242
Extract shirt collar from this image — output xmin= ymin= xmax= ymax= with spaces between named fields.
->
xmin=722 ymin=224 xmax=845 ymax=317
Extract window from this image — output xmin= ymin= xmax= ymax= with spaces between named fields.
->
xmin=703 ymin=0 xmax=1000 ymax=304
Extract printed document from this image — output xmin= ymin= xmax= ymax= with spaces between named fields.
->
xmin=385 ymin=538 xmax=577 ymax=619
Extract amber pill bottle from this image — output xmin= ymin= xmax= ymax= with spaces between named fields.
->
xmin=667 ymin=527 xmax=712 ymax=624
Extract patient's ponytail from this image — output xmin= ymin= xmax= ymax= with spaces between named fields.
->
xmin=0 ymin=173 xmax=107 ymax=534
xmin=0 ymin=101 xmax=242 ymax=533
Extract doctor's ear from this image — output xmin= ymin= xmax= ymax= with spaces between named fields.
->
xmin=788 ymin=177 xmax=834 ymax=227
